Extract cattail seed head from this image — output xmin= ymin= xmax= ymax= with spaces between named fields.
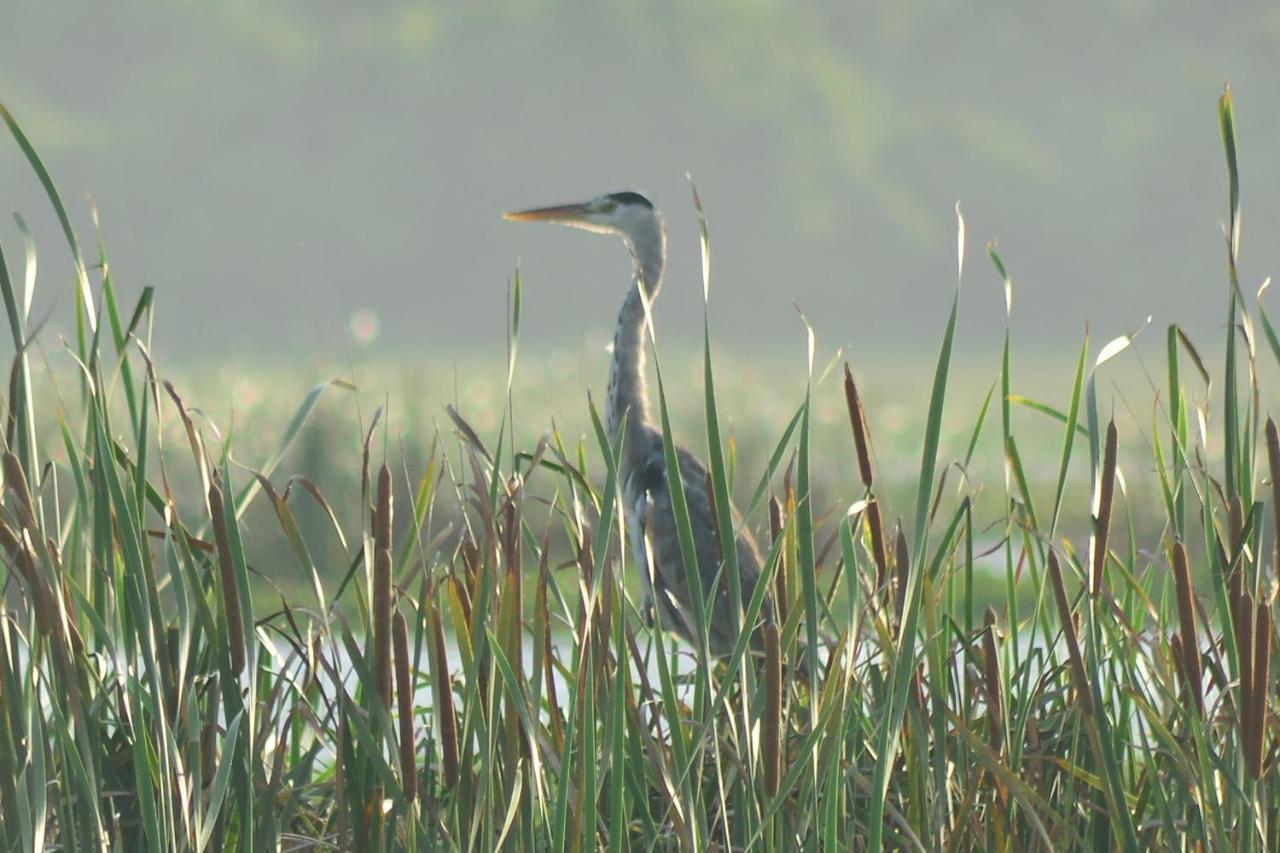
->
xmin=429 ymin=592 xmax=460 ymax=788
xmin=843 ymin=363 xmax=875 ymax=489
xmin=1171 ymin=542 xmax=1203 ymax=716
xmin=762 ymin=619 xmax=782 ymax=798
xmin=393 ymin=610 xmax=418 ymax=803
xmin=3 ymin=451 xmax=36 ymax=531
xmin=893 ymin=525 xmax=910 ymax=628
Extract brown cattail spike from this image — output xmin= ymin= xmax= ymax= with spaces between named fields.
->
xmin=762 ymin=619 xmax=782 ymax=798
xmin=1091 ymin=420 xmax=1118 ymax=597
xmin=392 ymin=610 xmax=418 ymax=802
xmin=843 ymin=363 xmax=875 ymax=489
xmin=0 ymin=522 xmax=58 ymax=638
xmin=981 ymin=609 xmax=1003 ymax=752
xmin=1170 ymin=634 xmax=1188 ymax=698
xmin=3 ymin=451 xmax=36 ymax=531
xmin=208 ymin=482 xmax=246 ymax=675
xmin=429 ymin=591 xmax=460 ymax=788
xmin=893 ymin=525 xmax=910 ymax=628
xmin=1171 ymin=542 xmax=1204 ymax=716
xmin=1046 ymin=552 xmax=1093 ymax=715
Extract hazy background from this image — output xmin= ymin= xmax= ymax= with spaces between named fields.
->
xmin=4 ymin=2 xmax=1279 ymax=368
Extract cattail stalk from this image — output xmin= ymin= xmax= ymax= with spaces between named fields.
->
xmin=208 ymin=481 xmax=245 ymax=675
xmin=1090 ymin=420 xmax=1118 ymax=597
xmin=393 ymin=611 xmax=418 ymax=803
xmin=373 ymin=464 xmax=394 ymax=708
xmin=1046 ymin=552 xmax=1092 ymax=715
xmin=1171 ymin=542 xmax=1203 ymax=716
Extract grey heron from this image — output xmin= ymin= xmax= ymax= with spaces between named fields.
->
xmin=504 ymin=191 xmax=773 ymax=658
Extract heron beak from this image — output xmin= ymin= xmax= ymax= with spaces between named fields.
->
xmin=502 ymin=202 xmax=594 ymax=223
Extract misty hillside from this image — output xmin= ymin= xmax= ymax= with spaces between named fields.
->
xmin=3 ymin=2 xmax=1278 ymax=360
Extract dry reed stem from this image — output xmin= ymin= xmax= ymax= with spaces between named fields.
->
xmin=1091 ymin=420 xmax=1117 ymax=597
xmin=392 ymin=610 xmax=418 ymax=803
xmin=893 ymin=525 xmax=909 ymax=629
xmin=842 ymin=363 xmax=875 ymax=488
xmin=373 ymin=464 xmax=394 ymax=707
xmin=762 ymin=619 xmax=782 ymax=798
xmin=1171 ymin=542 xmax=1204 ymax=716
xmin=1046 ymin=552 xmax=1092 ymax=715
xmin=208 ymin=480 xmax=245 ymax=675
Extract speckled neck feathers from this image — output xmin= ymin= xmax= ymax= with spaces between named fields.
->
xmin=605 ymin=211 xmax=665 ymax=456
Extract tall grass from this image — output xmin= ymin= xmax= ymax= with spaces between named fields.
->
xmin=2 ymin=87 xmax=1280 ymax=850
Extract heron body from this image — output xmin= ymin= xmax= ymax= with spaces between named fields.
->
xmin=505 ymin=191 xmax=771 ymax=656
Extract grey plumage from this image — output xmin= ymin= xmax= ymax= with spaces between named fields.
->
xmin=505 ymin=191 xmax=772 ymax=657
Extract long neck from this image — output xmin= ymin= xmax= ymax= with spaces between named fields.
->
xmin=606 ymin=216 xmax=665 ymax=447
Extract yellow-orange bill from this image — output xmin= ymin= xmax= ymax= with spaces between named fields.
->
xmin=502 ymin=202 xmax=592 ymax=222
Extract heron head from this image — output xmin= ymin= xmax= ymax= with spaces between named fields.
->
xmin=504 ymin=190 xmax=658 ymax=242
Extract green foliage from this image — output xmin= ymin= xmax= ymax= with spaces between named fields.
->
xmin=3 ymin=89 xmax=1280 ymax=850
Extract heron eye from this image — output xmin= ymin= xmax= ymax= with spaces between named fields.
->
xmin=601 ymin=201 xmax=617 ymax=213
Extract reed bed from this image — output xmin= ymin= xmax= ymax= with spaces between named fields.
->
xmin=2 ymin=89 xmax=1280 ymax=851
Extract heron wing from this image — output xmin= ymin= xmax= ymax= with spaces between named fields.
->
xmin=628 ymin=436 xmax=768 ymax=652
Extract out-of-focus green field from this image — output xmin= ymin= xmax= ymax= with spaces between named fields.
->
xmin=140 ymin=341 xmax=1191 ymax=604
